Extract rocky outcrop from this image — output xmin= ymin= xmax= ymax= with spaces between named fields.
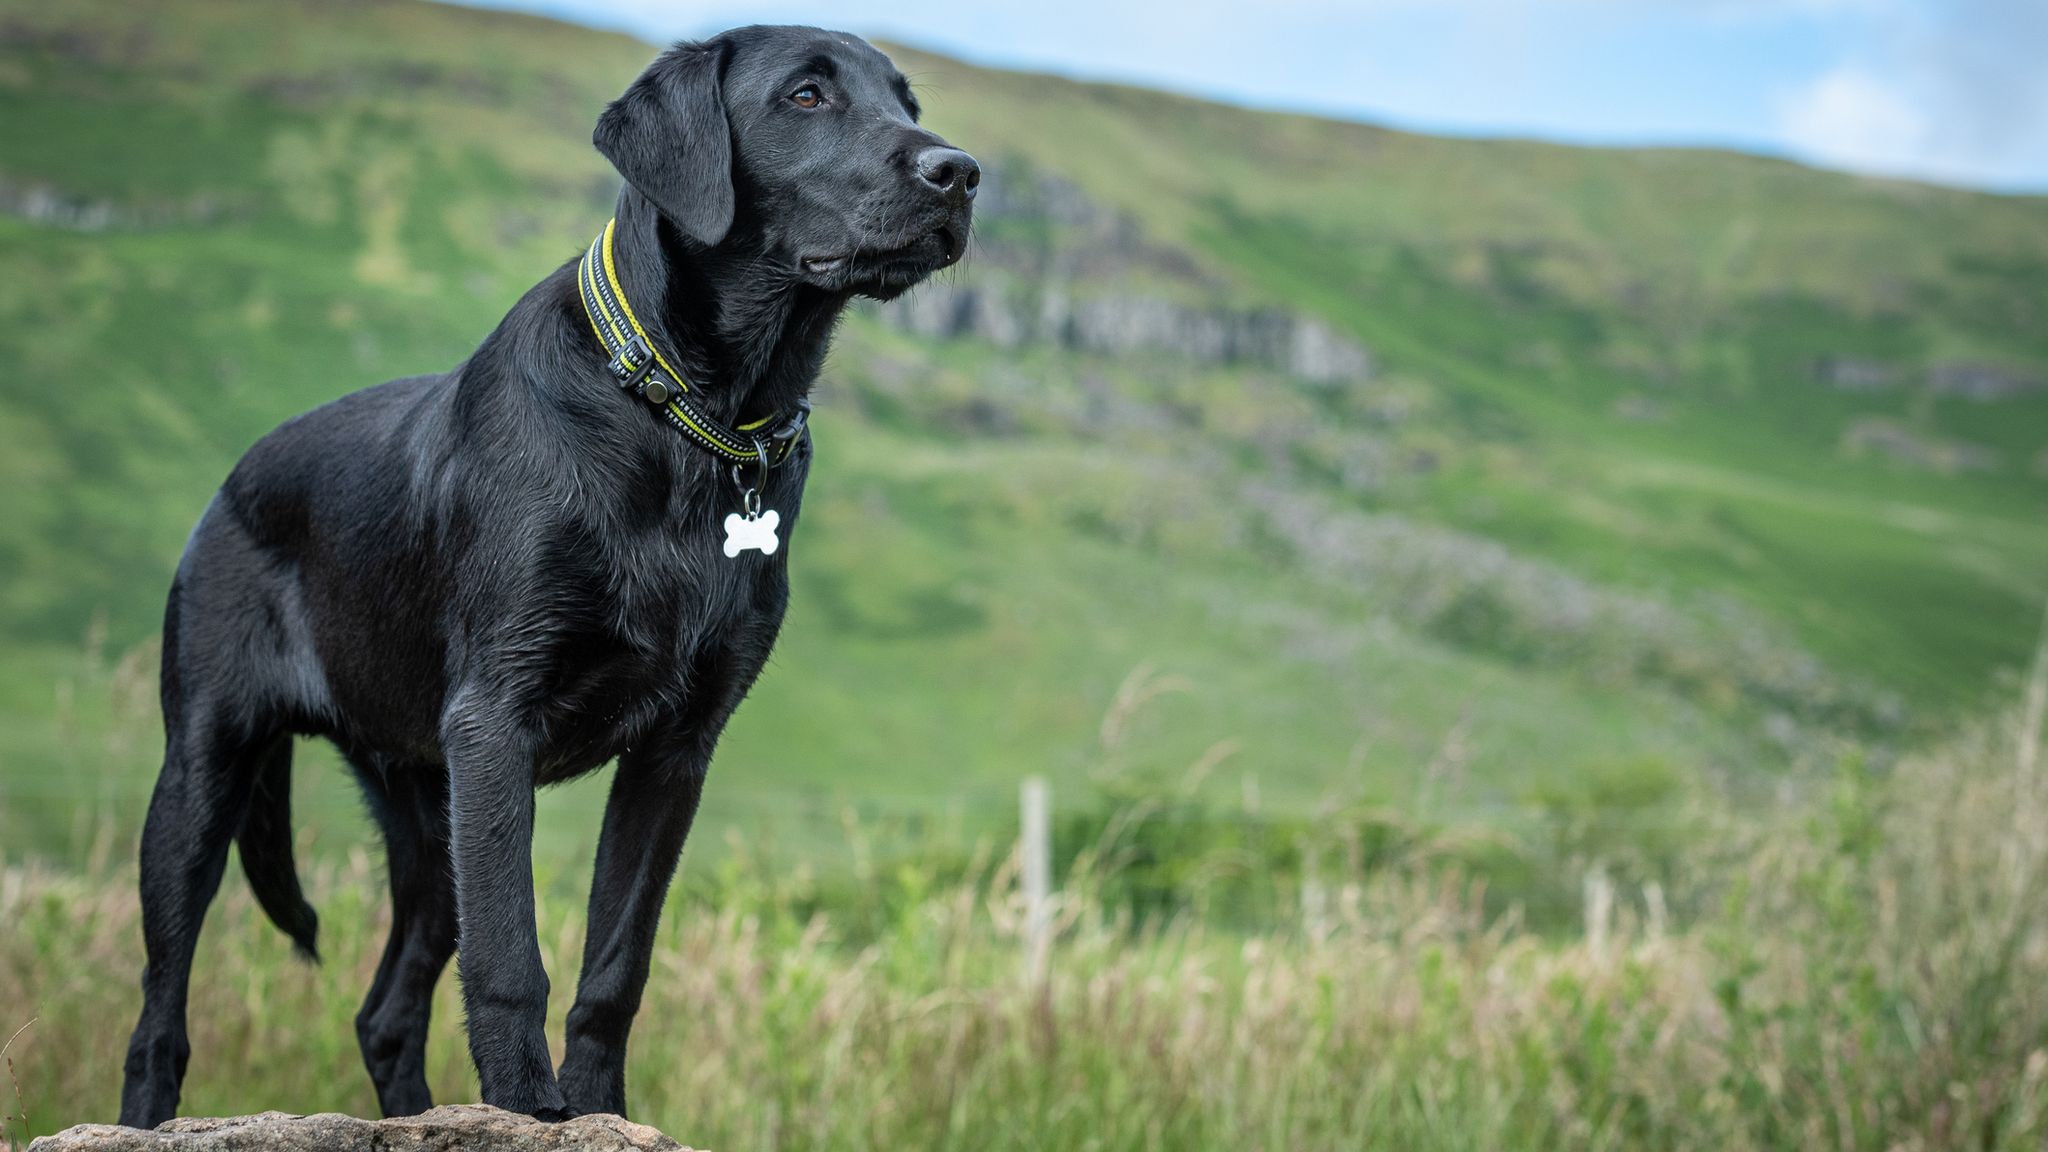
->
xmin=25 ymin=1105 xmax=690 ymax=1151
xmin=1812 ymin=356 xmax=1900 ymax=393
xmin=1927 ymin=361 xmax=2042 ymax=401
xmin=1841 ymin=417 xmax=1999 ymax=473
xmin=1812 ymin=356 xmax=2042 ymax=401
xmin=0 ymin=177 xmax=237 ymax=232
xmin=877 ymin=163 xmax=1372 ymax=386
xmin=883 ymin=281 xmax=1370 ymax=385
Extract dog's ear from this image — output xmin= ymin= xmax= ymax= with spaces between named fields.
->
xmin=594 ymin=42 xmax=734 ymax=247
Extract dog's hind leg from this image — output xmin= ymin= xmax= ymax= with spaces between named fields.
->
xmin=121 ymin=502 xmax=331 ymax=1128
xmin=354 ymin=763 xmax=458 ymax=1117
xmin=118 ymin=701 xmax=285 ymax=1128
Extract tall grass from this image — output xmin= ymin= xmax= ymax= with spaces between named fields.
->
xmin=8 ymin=665 xmax=2048 ymax=1150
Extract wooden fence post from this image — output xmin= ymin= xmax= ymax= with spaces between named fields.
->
xmin=1021 ymin=776 xmax=1051 ymax=983
xmin=1584 ymin=861 xmax=1613 ymax=961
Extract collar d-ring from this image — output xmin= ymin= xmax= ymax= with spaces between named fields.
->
xmin=731 ymin=439 xmax=771 ymax=519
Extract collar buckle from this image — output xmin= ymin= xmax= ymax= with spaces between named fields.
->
xmin=766 ymin=398 xmax=811 ymax=444
xmin=608 ymin=333 xmax=655 ymax=390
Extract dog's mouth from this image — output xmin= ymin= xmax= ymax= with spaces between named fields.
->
xmin=799 ymin=223 xmax=964 ymax=289
xmin=929 ymin=224 xmax=961 ymax=265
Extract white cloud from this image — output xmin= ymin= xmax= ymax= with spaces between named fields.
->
xmin=1778 ymin=66 xmax=1930 ymax=177
xmin=1773 ymin=0 xmax=2048 ymax=189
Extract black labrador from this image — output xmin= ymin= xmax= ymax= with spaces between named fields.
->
xmin=118 ymin=26 xmax=976 ymax=1127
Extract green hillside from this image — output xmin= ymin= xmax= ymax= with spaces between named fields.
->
xmin=3 ymin=0 xmax=2046 ymax=866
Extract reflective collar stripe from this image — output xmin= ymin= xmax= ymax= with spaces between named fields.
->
xmin=576 ymin=219 xmax=801 ymax=466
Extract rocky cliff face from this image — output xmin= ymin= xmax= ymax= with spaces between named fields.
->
xmin=25 ymin=1105 xmax=689 ymax=1151
xmin=1812 ymin=355 xmax=2043 ymax=401
xmin=876 ymin=165 xmax=1372 ymax=386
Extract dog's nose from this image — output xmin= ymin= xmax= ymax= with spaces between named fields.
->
xmin=915 ymin=147 xmax=980 ymax=202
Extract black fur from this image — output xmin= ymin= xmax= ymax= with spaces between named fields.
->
xmin=117 ymin=26 xmax=976 ymax=1128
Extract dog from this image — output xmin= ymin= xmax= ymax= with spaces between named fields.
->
xmin=117 ymin=25 xmax=976 ymax=1127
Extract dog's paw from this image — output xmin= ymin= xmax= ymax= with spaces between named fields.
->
xmin=530 ymin=1105 xmax=581 ymax=1124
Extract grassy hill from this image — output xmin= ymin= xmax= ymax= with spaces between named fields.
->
xmin=2 ymin=0 xmax=2046 ymax=869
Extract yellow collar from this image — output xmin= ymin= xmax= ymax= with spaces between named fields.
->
xmin=577 ymin=218 xmax=804 ymax=467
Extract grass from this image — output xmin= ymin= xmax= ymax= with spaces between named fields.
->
xmin=6 ymin=665 xmax=2048 ymax=1149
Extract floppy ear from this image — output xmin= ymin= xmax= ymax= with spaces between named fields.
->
xmin=593 ymin=42 xmax=734 ymax=246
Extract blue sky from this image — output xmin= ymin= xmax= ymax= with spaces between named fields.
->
xmin=455 ymin=0 xmax=2048 ymax=194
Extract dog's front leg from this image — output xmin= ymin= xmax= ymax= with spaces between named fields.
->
xmin=442 ymin=693 xmax=570 ymax=1120
xmin=556 ymin=738 xmax=710 ymax=1117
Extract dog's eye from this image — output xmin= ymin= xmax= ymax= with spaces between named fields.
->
xmin=790 ymin=85 xmax=822 ymax=109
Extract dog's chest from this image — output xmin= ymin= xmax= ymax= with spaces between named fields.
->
xmin=508 ymin=432 xmax=809 ymax=779
xmin=527 ymin=527 xmax=788 ymax=780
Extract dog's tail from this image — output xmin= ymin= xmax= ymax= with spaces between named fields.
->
xmin=236 ymin=738 xmax=319 ymax=961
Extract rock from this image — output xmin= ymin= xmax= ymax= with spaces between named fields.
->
xmin=26 ymin=1105 xmax=693 ymax=1151
xmin=1927 ymin=361 xmax=2042 ymax=401
xmin=1812 ymin=356 xmax=1900 ymax=393
xmin=1285 ymin=319 xmax=1373 ymax=385
xmin=0 ymin=177 xmax=235 ymax=232
xmin=1841 ymin=416 xmax=1999 ymax=473
xmin=872 ymin=161 xmax=1373 ymax=385
xmin=877 ymin=282 xmax=1372 ymax=385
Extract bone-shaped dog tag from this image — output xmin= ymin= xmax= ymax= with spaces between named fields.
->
xmin=722 ymin=508 xmax=781 ymax=557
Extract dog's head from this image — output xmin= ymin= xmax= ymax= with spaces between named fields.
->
xmin=595 ymin=26 xmax=977 ymax=301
